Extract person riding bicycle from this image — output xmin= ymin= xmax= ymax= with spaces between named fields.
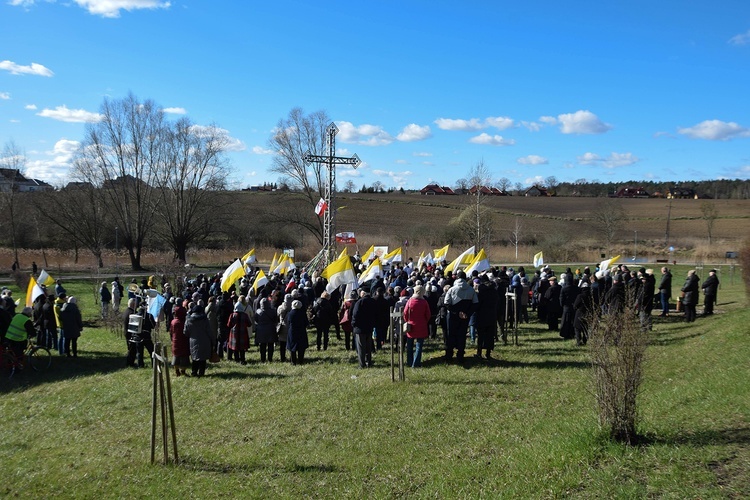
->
xmin=5 ymin=307 xmax=35 ymax=368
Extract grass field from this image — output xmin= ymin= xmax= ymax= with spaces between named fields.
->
xmin=1 ymin=266 xmax=748 ymax=498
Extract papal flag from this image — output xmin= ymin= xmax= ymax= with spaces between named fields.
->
xmin=220 ymin=259 xmax=246 ymax=292
xmin=598 ymin=255 xmax=621 ymax=273
xmin=37 ymin=269 xmax=55 ymax=287
xmin=362 ymin=245 xmax=376 ymax=262
xmin=359 ymin=258 xmax=382 ymax=283
xmin=252 ymin=269 xmax=269 ymax=294
xmin=25 ymin=276 xmax=46 ymax=307
xmin=465 ymin=248 xmax=490 ymax=275
xmin=338 ymin=247 xmax=348 ymax=259
xmin=433 ymin=244 xmax=450 ymax=261
xmin=241 ymin=248 xmax=256 ymax=265
xmin=444 ymin=246 xmax=475 ymax=273
xmin=273 ymin=254 xmax=296 ymax=275
xmin=269 ymin=252 xmax=279 ymax=272
xmin=533 ymin=251 xmax=544 ymax=269
xmin=381 ymin=247 xmax=402 ymax=265
xmin=321 ymin=253 xmax=358 ymax=294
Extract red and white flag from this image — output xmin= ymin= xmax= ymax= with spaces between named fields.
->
xmin=314 ymin=198 xmax=328 ymax=216
xmin=335 ymin=232 xmax=357 ymax=244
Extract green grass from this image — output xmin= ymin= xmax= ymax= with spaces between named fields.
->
xmin=1 ymin=273 xmax=748 ymax=498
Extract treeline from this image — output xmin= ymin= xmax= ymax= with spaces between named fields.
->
xmin=552 ymin=179 xmax=750 ymax=199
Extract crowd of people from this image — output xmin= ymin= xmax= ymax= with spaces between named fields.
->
xmin=111 ymin=254 xmax=722 ymax=376
xmin=0 ymin=258 xmax=722 ymax=374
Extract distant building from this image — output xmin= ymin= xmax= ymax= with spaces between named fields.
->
xmin=420 ymin=183 xmax=456 ymax=195
xmin=64 ymin=181 xmax=95 ymax=190
xmin=524 ymin=185 xmax=549 ymax=197
xmin=468 ymin=185 xmax=510 ymax=196
xmin=102 ymin=174 xmax=151 ymax=191
xmin=667 ymin=187 xmax=698 ymax=199
xmin=0 ymin=168 xmax=54 ymax=192
xmin=612 ymin=186 xmax=650 ymax=198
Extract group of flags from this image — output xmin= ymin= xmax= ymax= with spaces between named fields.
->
xmin=25 ymin=269 xmax=55 ymax=308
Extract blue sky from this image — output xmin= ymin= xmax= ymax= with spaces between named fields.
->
xmin=2 ymin=0 xmax=750 ymax=190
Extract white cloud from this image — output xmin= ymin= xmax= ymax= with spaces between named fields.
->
xmin=0 ymin=60 xmax=54 ymax=77
xmin=557 ymin=110 xmax=612 ymax=134
xmin=469 ymin=133 xmax=515 ymax=146
xmin=577 ymin=151 xmax=639 ymax=168
xmin=24 ymin=139 xmax=81 ymax=186
xmin=338 ymin=165 xmax=362 ymax=177
xmin=163 ymin=107 xmax=186 ymax=115
xmin=73 ymin=0 xmax=171 ymax=18
xmin=372 ymin=169 xmax=413 ymax=187
xmin=337 ymin=121 xmax=394 ymax=146
xmin=539 ymin=116 xmax=558 ymax=125
xmin=190 ymin=124 xmax=246 ymax=151
xmin=517 ymin=155 xmax=548 ymax=165
xmin=677 ymin=119 xmax=749 ymax=140
xmin=524 ymin=175 xmax=545 ymax=186
xmin=0 ymin=92 xmax=9 ymax=100
xmin=25 ymin=104 xmax=37 ymax=110
xmin=521 ymin=121 xmax=542 ymax=132
xmin=434 ymin=117 xmax=484 ymax=131
xmin=485 ymin=116 xmax=514 ymax=130
xmin=395 ymin=159 xmax=408 ymax=164
xmin=412 ymin=152 xmax=432 ymax=157
xmin=729 ymin=30 xmax=750 ymax=45
xmin=252 ymin=146 xmax=274 ymax=155
xmin=396 ymin=123 xmax=432 ymax=142
xmin=37 ymin=105 xmax=103 ymax=123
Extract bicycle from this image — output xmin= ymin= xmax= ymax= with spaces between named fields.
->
xmin=0 ymin=338 xmax=52 ymax=379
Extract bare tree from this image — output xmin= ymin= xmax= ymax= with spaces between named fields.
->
xmin=466 ymin=160 xmax=494 ymax=248
xmin=700 ymin=201 xmax=718 ymax=245
xmin=496 ymin=177 xmax=511 ymax=192
xmin=454 ymin=178 xmax=469 ymax=192
xmin=371 ymin=180 xmax=384 ymax=193
xmin=37 ymin=184 xmax=110 ymax=268
xmin=509 ymin=217 xmax=522 ymax=260
xmin=0 ymin=141 xmax=25 ymax=267
xmin=545 ymin=175 xmax=559 ymax=194
xmin=73 ymin=92 xmax=165 ymax=270
xmin=342 ymin=180 xmax=356 ymax=193
xmin=593 ymin=199 xmax=627 ymax=253
xmin=267 ymin=107 xmax=331 ymax=245
xmin=154 ymin=118 xmax=231 ymax=263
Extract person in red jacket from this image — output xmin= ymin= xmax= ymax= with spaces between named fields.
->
xmin=402 ymin=285 xmax=432 ymax=367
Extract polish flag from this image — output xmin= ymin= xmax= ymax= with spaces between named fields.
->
xmin=315 ymin=198 xmax=328 ymax=216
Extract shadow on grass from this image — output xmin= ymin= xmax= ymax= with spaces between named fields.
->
xmin=640 ymin=426 xmax=750 ymax=448
xmin=178 ymin=455 xmax=342 ymax=474
xmin=649 ymin=330 xmax=707 ymax=346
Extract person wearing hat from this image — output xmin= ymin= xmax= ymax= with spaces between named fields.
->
xmin=701 ymin=269 xmax=720 ymax=316
xmin=351 ymin=290 xmax=377 ymax=368
xmin=658 ymin=267 xmax=672 ymax=317
xmin=286 ymin=299 xmax=309 ymax=365
xmin=544 ymin=275 xmax=563 ymax=331
xmin=60 ymin=296 xmax=83 ymax=357
xmin=637 ymin=269 xmax=656 ymax=332
xmin=474 ymin=275 xmax=498 ymax=360
xmin=4 ymin=306 xmax=35 ymax=367
xmin=338 ymin=291 xmax=358 ymax=351
xmin=402 ymin=285 xmax=431 ymax=367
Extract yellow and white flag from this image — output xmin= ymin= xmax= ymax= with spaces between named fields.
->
xmin=241 ymin=248 xmax=256 ymax=265
xmin=338 ymin=247 xmax=348 ymax=259
xmin=381 ymin=247 xmax=402 ymax=264
xmin=362 ymin=244 xmax=376 ymax=262
xmin=465 ymin=248 xmax=490 ymax=275
xmin=37 ymin=269 xmax=55 ymax=287
xmin=433 ymin=244 xmax=450 ymax=261
xmin=533 ymin=251 xmax=544 ymax=269
xmin=599 ymin=255 xmax=621 ymax=273
xmin=359 ymin=258 xmax=382 ymax=283
xmin=269 ymin=252 xmax=278 ymax=271
xmin=252 ymin=269 xmax=269 ymax=294
xmin=25 ymin=275 xmax=46 ymax=307
xmin=273 ymin=254 xmax=296 ymax=275
xmin=321 ymin=253 xmax=358 ymax=294
xmin=220 ymin=259 xmax=245 ymax=292
xmin=444 ymin=246 xmax=475 ymax=273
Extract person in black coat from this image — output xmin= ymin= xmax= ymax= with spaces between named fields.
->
xmin=543 ymin=276 xmax=562 ymax=331
xmin=658 ymin=267 xmax=672 ymax=316
xmin=559 ymin=279 xmax=579 ymax=339
xmin=475 ymin=276 xmax=498 ymax=359
xmin=637 ymin=270 xmax=656 ymax=331
xmin=311 ymin=291 xmax=335 ymax=351
xmin=681 ymin=270 xmax=700 ymax=322
xmin=603 ymin=273 xmax=626 ymax=316
xmin=351 ymin=290 xmax=376 ymax=368
xmin=286 ymin=300 xmax=309 ymax=365
xmin=573 ymin=280 xmax=594 ymax=346
xmin=701 ymin=269 xmax=720 ymax=315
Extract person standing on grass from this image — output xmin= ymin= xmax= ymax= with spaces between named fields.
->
xmin=338 ymin=291 xmax=357 ymax=351
xmin=637 ymin=270 xmax=656 ymax=332
xmin=544 ymin=276 xmax=562 ymax=331
xmin=681 ymin=269 xmax=700 ymax=323
xmin=60 ymin=296 xmax=83 ymax=358
xmin=658 ymin=267 xmax=672 ymax=317
xmin=286 ymin=299 xmax=309 ymax=365
xmin=99 ymin=281 xmax=111 ymax=320
xmin=255 ymin=293 xmax=278 ymax=362
xmin=185 ymin=301 xmax=212 ymax=377
xmin=227 ymin=298 xmax=251 ymax=365
xmin=474 ymin=275 xmax=498 ymax=360
xmin=701 ymin=269 xmax=720 ymax=316
xmin=573 ymin=280 xmax=593 ymax=346
xmin=311 ymin=290 xmax=335 ymax=351
xmin=403 ymin=284 xmax=431 ymax=367
xmin=54 ymin=293 xmax=67 ymax=356
xmin=443 ymin=270 xmax=478 ymax=362
xmin=205 ymin=296 xmax=219 ymax=361
xmin=351 ymin=289 xmax=376 ymax=368
xmin=111 ymin=278 xmax=123 ymax=313
xmin=276 ymin=293 xmax=293 ymax=362
xmin=170 ymin=299 xmax=190 ymax=377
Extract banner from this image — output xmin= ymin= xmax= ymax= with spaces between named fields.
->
xmin=335 ymin=232 xmax=357 ymax=244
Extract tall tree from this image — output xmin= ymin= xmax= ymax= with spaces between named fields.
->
xmin=0 ymin=141 xmax=26 ymax=268
xmin=700 ymin=201 xmax=718 ymax=245
xmin=467 ymin=160 xmax=494 ymax=249
xmin=267 ymin=107 xmax=331 ymax=245
xmin=73 ymin=92 xmax=165 ymax=270
xmin=593 ymin=199 xmax=627 ymax=253
xmin=154 ymin=118 xmax=231 ymax=262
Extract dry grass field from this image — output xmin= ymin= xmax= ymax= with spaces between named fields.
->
xmin=1 ymin=192 xmax=747 ymax=273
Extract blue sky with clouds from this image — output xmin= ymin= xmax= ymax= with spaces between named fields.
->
xmin=2 ymin=0 xmax=749 ymax=189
